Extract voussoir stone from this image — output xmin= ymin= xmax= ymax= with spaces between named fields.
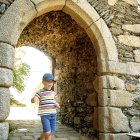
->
xmin=98 ymin=107 xmax=130 ymax=132
xmin=122 ymin=0 xmax=138 ymax=7
xmin=118 ymin=35 xmax=140 ymax=48
xmin=0 ymin=122 xmax=9 ymax=140
xmin=0 ymin=42 xmax=14 ymax=69
xmin=0 ymin=88 xmax=10 ymax=121
xmin=0 ymin=0 xmax=37 ymax=46
xmin=122 ymin=24 xmax=140 ymax=34
xmin=0 ymin=68 xmax=13 ymax=87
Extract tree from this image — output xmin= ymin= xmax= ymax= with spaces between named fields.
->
xmin=13 ymin=62 xmax=30 ymax=93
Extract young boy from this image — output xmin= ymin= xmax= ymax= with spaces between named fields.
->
xmin=31 ymin=73 xmax=60 ymax=140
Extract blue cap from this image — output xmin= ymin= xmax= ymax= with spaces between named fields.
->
xmin=42 ymin=73 xmax=54 ymax=81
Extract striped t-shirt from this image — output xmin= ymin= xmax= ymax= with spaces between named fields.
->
xmin=35 ymin=89 xmax=57 ymax=116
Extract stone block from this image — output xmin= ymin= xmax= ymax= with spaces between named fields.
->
xmin=0 ymin=42 xmax=14 ymax=69
xmin=130 ymin=116 xmax=140 ymax=131
xmin=118 ymin=35 xmax=140 ymax=48
xmin=108 ymin=90 xmax=133 ymax=107
xmin=86 ymin=93 xmax=97 ymax=106
xmin=98 ymin=89 xmax=133 ymax=107
xmin=108 ymin=0 xmax=118 ymax=6
xmin=0 ymin=68 xmax=13 ymax=87
xmin=63 ymin=0 xmax=100 ymax=30
xmin=98 ymin=107 xmax=130 ymax=132
xmin=0 ymin=122 xmax=9 ymax=140
xmin=134 ymin=50 xmax=140 ymax=63
xmin=93 ymin=75 xmax=125 ymax=93
xmin=99 ymin=133 xmax=129 ymax=140
xmin=0 ymin=0 xmax=37 ymax=45
xmin=86 ymin=18 xmax=118 ymax=61
xmin=125 ymin=83 xmax=136 ymax=91
xmin=32 ymin=0 xmax=66 ymax=17
xmin=99 ymin=60 xmax=140 ymax=76
xmin=122 ymin=24 xmax=140 ymax=34
xmin=122 ymin=0 xmax=138 ymax=7
xmin=0 ymin=88 xmax=10 ymax=121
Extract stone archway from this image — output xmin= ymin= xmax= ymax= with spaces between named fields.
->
xmin=0 ymin=0 xmax=121 ymax=140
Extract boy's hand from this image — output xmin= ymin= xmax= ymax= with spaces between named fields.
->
xmin=55 ymin=102 xmax=60 ymax=108
xmin=31 ymin=96 xmax=39 ymax=104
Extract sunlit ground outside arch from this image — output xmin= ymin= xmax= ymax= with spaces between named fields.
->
xmin=7 ymin=46 xmax=52 ymax=120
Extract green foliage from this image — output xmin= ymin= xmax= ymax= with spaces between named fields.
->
xmin=9 ymin=123 xmax=18 ymax=132
xmin=13 ymin=62 xmax=30 ymax=93
xmin=10 ymin=97 xmax=26 ymax=107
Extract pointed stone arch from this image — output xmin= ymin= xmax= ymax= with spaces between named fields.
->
xmin=0 ymin=0 xmax=120 ymax=139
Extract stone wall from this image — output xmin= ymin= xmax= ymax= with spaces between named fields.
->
xmin=17 ymin=11 xmax=97 ymax=138
xmin=0 ymin=0 xmax=140 ymax=139
xmin=87 ymin=0 xmax=140 ymax=136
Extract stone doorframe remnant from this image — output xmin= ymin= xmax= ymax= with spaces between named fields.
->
xmin=0 ymin=0 xmax=121 ymax=139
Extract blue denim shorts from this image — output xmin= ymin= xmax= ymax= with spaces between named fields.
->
xmin=41 ymin=114 xmax=56 ymax=132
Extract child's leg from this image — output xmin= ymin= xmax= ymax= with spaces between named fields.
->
xmin=40 ymin=115 xmax=52 ymax=140
xmin=40 ymin=132 xmax=51 ymax=140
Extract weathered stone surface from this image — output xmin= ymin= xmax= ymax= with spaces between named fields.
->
xmin=122 ymin=24 xmax=140 ymax=34
xmin=87 ymin=18 xmax=118 ymax=61
xmin=99 ymin=133 xmax=129 ymax=140
xmin=63 ymin=0 xmax=100 ymax=29
xmin=0 ymin=0 xmax=37 ymax=45
xmin=130 ymin=116 xmax=140 ymax=131
xmin=0 ymin=122 xmax=9 ymax=140
xmin=122 ymin=0 xmax=138 ymax=7
xmin=98 ymin=89 xmax=133 ymax=107
xmin=125 ymin=83 xmax=136 ymax=91
xmin=32 ymin=0 xmax=66 ymax=17
xmin=134 ymin=50 xmax=140 ymax=63
xmin=108 ymin=0 xmax=118 ymax=6
xmin=93 ymin=75 xmax=125 ymax=93
xmin=118 ymin=35 xmax=140 ymax=48
xmin=0 ymin=88 xmax=10 ymax=121
xmin=0 ymin=42 xmax=14 ymax=69
xmin=98 ymin=107 xmax=130 ymax=132
xmin=0 ymin=68 xmax=13 ymax=87
xmin=86 ymin=93 xmax=97 ymax=106
xmin=100 ymin=60 xmax=140 ymax=76
xmin=108 ymin=90 xmax=133 ymax=107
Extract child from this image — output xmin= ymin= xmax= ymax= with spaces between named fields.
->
xmin=31 ymin=73 xmax=60 ymax=140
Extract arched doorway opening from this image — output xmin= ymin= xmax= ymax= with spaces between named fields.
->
xmin=0 ymin=0 xmax=119 ymax=139
xmin=17 ymin=11 xmax=97 ymax=138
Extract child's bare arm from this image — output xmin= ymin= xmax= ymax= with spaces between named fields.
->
xmin=54 ymin=95 xmax=60 ymax=108
xmin=31 ymin=96 xmax=39 ymax=104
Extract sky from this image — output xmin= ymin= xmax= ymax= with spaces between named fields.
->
xmin=10 ymin=46 xmax=52 ymax=105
